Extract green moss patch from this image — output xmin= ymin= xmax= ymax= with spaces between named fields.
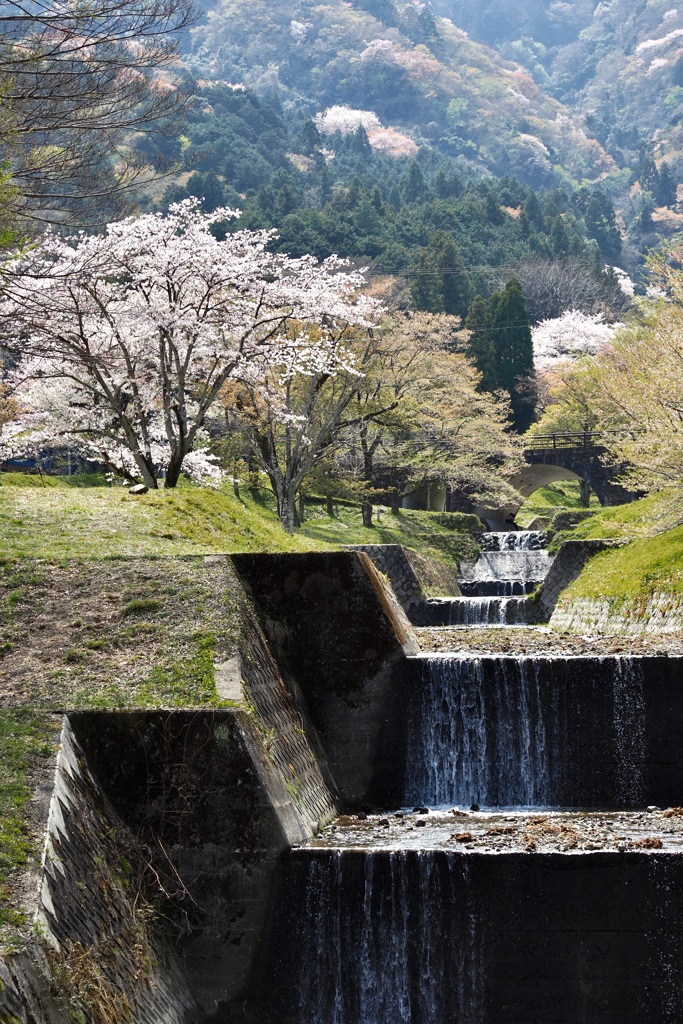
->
xmin=0 ymin=711 xmax=60 ymax=942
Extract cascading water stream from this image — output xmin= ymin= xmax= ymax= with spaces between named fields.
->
xmin=263 ymin=532 xmax=676 ymax=1023
xmin=417 ymin=531 xmax=554 ymax=625
xmin=405 ymin=655 xmax=646 ymax=809
xmin=421 ymin=596 xmax=529 ymax=626
xmin=456 ymin=531 xmax=553 ymax=605
xmin=272 ymin=850 xmax=484 ymax=1024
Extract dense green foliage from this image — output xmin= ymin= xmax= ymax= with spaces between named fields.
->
xmin=167 ymin=0 xmax=683 ymax=271
xmin=186 ymin=0 xmax=617 ymax=186
xmin=152 ymin=82 xmax=626 ymax=309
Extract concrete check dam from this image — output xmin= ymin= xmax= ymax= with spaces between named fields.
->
xmin=3 ymin=541 xmax=682 ymax=1024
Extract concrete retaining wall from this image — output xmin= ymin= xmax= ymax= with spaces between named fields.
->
xmin=232 ymin=550 xmax=419 ymax=809
xmin=0 ymin=718 xmax=199 ymax=1024
xmin=528 ymin=539 xmax=617 ymax=622
xmin=551 ymin=592 xmax=683 ymax=634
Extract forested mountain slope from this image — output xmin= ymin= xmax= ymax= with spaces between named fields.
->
xmin=437 ymin=0 xmax=683 ymax=175
xmin=186 ymin=0 xmax=616 ymax=188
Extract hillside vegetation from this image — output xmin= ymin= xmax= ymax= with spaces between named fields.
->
xmin=437 ymin=0 xmax=683 ymax=176
xmin=187 ymin=0 xmax=616 ymax=188
xmin=0 ymin=473 xmax=478 ymax=563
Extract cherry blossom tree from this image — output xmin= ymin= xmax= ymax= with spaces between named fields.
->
xmin=314 ymin=106 xmax=382 ymax=137
xmin=532 ymin=310 xmax=621 ymax=369
xmin=0 ymin=200 xmax=379 ymax=489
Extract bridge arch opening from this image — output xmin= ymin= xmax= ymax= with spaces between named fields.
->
xmin=475 ymin=463 xmax=600 ymax=529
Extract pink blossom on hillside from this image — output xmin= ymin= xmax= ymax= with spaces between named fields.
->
xmin=367 ymin=127 xmax=419 ymax=158
xmin=314 ymin=106 xmax=381 ymax=137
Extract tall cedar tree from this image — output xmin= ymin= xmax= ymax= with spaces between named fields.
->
xmin=490 ymin=277 xmax=535 ymax=432
xmin=410 ymin=231 xmax=472 ymax=319
xmin=465 ymin=295 xmax=497 ymax=391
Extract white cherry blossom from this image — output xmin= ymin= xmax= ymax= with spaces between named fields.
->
xmin=0 ymin=201 xmax=380 ymax=488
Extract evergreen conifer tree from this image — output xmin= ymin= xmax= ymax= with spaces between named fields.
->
xmin=410 ymin=248 xmax=442 ymax=312
xmin=490 ymin=276 xmax=535 ymax=432
xmin=389 ymin=183 xmax=402 ymax=211
xmin=656 ymin=163 xmax=677 ymax=208
xmin=431 ymin=231 xmax=472 ymax=318
xmin=402 ymin=160 xmax=426 ymax=203
xmin=550 ymin=215 xmax=570 ymax=256
xmin=465 ymin=295 xmax=496 ymax=391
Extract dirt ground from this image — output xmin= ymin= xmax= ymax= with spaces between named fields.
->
xmin=0 ymin=556 xmax=244 ymax=709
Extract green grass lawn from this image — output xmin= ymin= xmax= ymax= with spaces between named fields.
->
xmin=516 ymin=480 xmax=600 ymax=528
xmin=550 ymin=489 xmax=683 ymax=602
xmin=0 ymin=472 xmax=478 ymax=565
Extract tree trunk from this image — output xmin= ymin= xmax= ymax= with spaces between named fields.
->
xmin=326 ymin=493 xmax=335 ymax=517
xmin=362 ymin=501 xmax=373 ymax=528
xmin=298 ymin=492 xmax=305 ymax=523
xmin=278 ymin=486 xmax=300 ymax=533
xmin=164 ymin=456 xmax=184 ymax=489
xmin=248 ymin=455 xmax=259 ymax=491
xmin=391 ymin=489 xmax=401 ymax=515
xmin=580 ymin=479 xmax=591 ymax=507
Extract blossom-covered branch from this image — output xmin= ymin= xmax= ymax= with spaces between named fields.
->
xmin=0 ymin=200 xmax=380 ymax=488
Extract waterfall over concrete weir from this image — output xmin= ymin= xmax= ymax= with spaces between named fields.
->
xmin=405 ymin=655 xmax=647 ymax=808
xmin=458 ymin=531 xmax=553 ymax=598
xmin=419 ymin=596 xmax=529 ymax=626
xmin=263 ymin=849 xmax=484 ymax=1024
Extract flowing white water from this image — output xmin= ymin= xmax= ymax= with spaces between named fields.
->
xmin=612 ymin=657 xmax=646 ymax=807
xmin=425 ymin=597 xmax=529 ymax=626
xmin=454 ymin=531 xmax=553 ymax=605
xmin=295 ymin=850 xmax=484 ymax=1024
xmin=406 ymin=657 xmax=552 ymax=807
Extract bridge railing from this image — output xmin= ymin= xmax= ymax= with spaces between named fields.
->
xmin=524 ymin=431 xmax=622 ymax=450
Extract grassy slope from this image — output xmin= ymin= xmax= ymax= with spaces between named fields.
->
xmin=0 ymin=712 xmax=60 ymax=946
xmin=516 ymin=481 xmax=601 ymax=528
xmin=550 ymin=489 xmax=683 ymax=602
xmin=0 ymin=472 xmax=478 ymax=932
xmin=0 ymin=472 xmax=477 ymax=564
xmin=0 ymin=472 xmax=479 ymax=714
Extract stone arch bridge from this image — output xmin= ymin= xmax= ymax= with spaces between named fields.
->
xmin=402 ymin=432 xmax=636 ymax=525
xmin=476 ymin=431 xmax=635 ymax=526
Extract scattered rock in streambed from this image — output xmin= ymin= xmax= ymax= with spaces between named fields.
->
xmin=310 ymin=808 xmax=683 ymax=855
xmin=415 ymin=626 xmax=683 ymax=658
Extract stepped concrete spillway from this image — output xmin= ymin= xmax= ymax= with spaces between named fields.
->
xmin=3 ymin=545 xmax=683 ymax=1023
xmin=416 ymin=531 xmax=554 ymax=624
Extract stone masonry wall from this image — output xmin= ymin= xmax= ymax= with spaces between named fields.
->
xmin=550 ymin=592 xmax=683 ymax=634
xmin=344 ymin=544 xmax=425 ymax=609
xmin=0 ymin=717 xmax=199 ymax=1024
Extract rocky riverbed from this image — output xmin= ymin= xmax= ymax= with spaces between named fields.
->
xmin=308 ymin=806 xmax=683 ymax=854
xmin=414 ymin=625 xmax=683 ymax=658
